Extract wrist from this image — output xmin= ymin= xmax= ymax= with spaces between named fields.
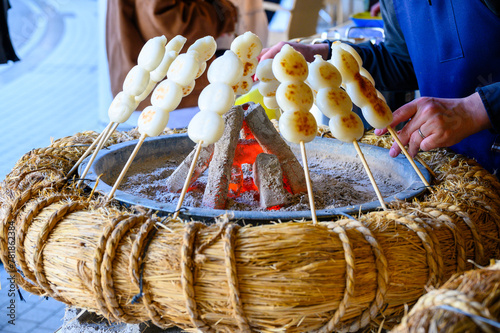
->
xmin=464 ymin=92 xmax=492 ymax=132
xmin=476 ymin=83 xmax=500 ymax=133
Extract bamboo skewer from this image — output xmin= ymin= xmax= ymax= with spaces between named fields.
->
xmin=67 ymin=122 xmax=112 ymax=178
xmin=105 ymin=122 xmax=120 ymax=142
xmin=415 ymin=155 xmax=437 ymax=178
xmin=172 ymin=141 xmax=204 ymax=220
xmin=387 ymin=126 xmax=430 ymax=188
xmin=107 ymin=133 xmax=147 ymax=200
xmin=77 ymin=122 xmax=117 ymax=188
xmin=94 ymin=122 xmax=120 ymax=161
xmin=300 ymin=141 xmax=317 ymax=224
xmin=353 ymin=140 xmax=387 ymax=210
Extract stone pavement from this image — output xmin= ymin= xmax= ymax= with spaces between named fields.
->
xmin=0 ymin=266 xmax=66 ymax=332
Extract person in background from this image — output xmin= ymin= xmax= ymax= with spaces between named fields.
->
xmin=106 ymin=0 xmax=238 ymax=110
xmin=216 ymin=0 xmax=268 ymax=53
xmin=0 ymin=0 xmax=19 ymax=64
xmin=260 ymin=0 xmax=500 ymax=175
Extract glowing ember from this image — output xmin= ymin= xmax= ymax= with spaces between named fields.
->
xmin=233 ymin=139 xmax=263 ymax=165
xmin=165 ymin=103 xmax=306 ymax=210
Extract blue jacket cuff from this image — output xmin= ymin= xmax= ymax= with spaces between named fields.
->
xmin=477 ymin=82 xmax=500 ymax=133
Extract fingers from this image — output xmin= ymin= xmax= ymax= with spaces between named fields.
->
xmin=258 ymin=41 xmax=289 ymax=61
xmin=420 ymin=135 xmax=436 ymax=152
xmin=375 ymin=99 xmax=419 ymax=136
xmin=389 ymin=120 xmax=437 ymax=158
xmin=407 ymin=130 xmax=424 ymax=157
xmin=391 ymin=99 xmax=420 ymax=127
xmin=389 ymin=142 xmax=402 ymax=157
xmin=381 ymin=95 xmax=481 ymax=159
xmin=389 ymin=130 xmax=423 ymax=158
xmin=385 ymin=98 xmax=433 ymax=156
xmin=389 ymin=120 xmax=426 ymax=158
xmin=259 ymin=42 xmax=329 ymax=63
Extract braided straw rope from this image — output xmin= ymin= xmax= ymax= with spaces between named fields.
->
xmin=0 ymin=129 xmax=499 ymax=332
xmin=0 ymin=177 xmax=67 ymax=295
xmin=408 ymin=289 xmax=496 ymax=332
xmin=33 ymin=201 xmax=88 ymax=303
xmin=15 ymin=194 xmax=74 ymax=295
xmin=333 ymin=220 xmax=389 ymax=333
xmin=316 ymin=224 xmax=356 ymax=333
xmin=392 ymin=262 xmax=500 ymax=333
xmin=128 ymin=217 xmax=172 ymax=328
xmin=181 ymin=222 xmax=213 ymax=332
xmin=223 ymin=223 xmax=252 ymax=333
xmin=100 ymin=214 xmax=148 ymax=323
xmin=92 ymin=214 xmax=130 ymax=320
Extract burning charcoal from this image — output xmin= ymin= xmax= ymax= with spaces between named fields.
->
xmin=233 ymin=139 xmax=264 ymax=165
xmin=240 ymin=119 xmax=255 ymax=140
xmin=253 ymin=153 xmax=289 ymax=208
xmin=244 ymin=103 xmax=307 ymax=194
xmin=165 ymin=144 xmax=214 ymax=193
xmin=229 ymin=164 xmax=243 ymax=196
xmin=203 ymin=105 xmax=244 ymax=209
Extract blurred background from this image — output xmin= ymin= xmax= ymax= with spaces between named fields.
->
xmin=0 ymin=0 xmax=102 ymax=181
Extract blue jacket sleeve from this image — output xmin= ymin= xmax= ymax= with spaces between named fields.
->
xmin=347 ymin=0 xmax=418 ymax=92
xmin=477 ymin=82 xmax=500 ymax=133
xmin=350 ymin=41 xmax=418 ymax=92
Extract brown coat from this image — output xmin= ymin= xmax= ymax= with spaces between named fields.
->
xmin=106 ymin=0 xmax=238 ymax=110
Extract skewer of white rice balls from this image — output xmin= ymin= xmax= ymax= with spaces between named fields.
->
xmin=308 ymin=53 xmax=387 ymax=210
xmin=230 ymin=31 xmax=262 ymax=95
xmin=272 ymin=44 xmax=317 ymax=144
xmin=187 ymin=49 xmax=243 ymax=146
xmin=309 ymin=54 xmax=365 ymax=143
xmin=329 ymin=41 xmax=430 ymax=188
xmin=272 ymin=44 xmax=318 ymax=223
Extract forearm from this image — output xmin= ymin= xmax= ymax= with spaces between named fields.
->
xmin=350 ymin=42 xmax=418 ymax=92
xmin=476 ymin=82 xmax=500 ymax=133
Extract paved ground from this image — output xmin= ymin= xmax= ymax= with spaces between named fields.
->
xmin=0 ymin=267 xmax=66 ymax=332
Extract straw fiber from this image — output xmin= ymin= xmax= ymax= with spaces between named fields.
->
xmin=0 ymin=128 xmax=499 ymax=332
xmin=391 ymin=260 xmax=500 ymax=333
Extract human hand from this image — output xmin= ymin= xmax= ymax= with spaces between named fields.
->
xmin=258 ymin=41 xmax=329 ymax=63
xmin=374 ymin=93 xmax=492 ymax=158
xmin=370 ymin=2 xmax=381 ymax=17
